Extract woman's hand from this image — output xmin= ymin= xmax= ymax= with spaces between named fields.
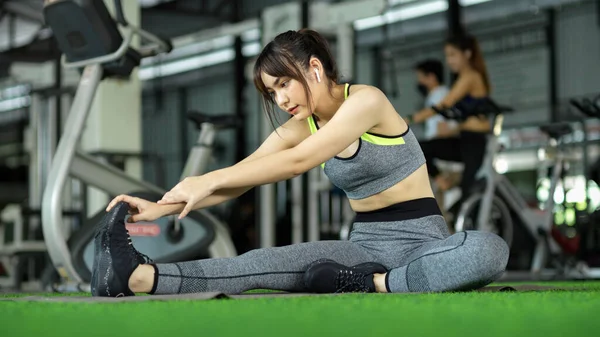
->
xmin=157 ymin=175 xmax=218 ymax=219
xmin=106 ymin=194 xmax=166 ymax=223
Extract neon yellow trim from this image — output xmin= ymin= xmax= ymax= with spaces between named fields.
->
xmin=344 ymin=83 xmax=404 ymax=145
xmin=307 ymin=116 xmax=318 ymax=135
xmin=309 ymin=84 xmax=403 ymax=168
xmin=360 ymin=133 xmax=405 ymax=145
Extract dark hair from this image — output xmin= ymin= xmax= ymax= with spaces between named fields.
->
xmin=414 ymin=59 xmax=445 ymax=84
xmin=445 ymin=34 xmax=491 ymax=92
xmin=253 ymin=29 xmax=339 ymax=128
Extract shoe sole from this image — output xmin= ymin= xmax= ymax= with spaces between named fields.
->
xmin=91 ymin=202 xmax=130 ymax=297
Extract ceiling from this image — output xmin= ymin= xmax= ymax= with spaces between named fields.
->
xmin=0 ymin=0 xmax=587 ymax=79
xmin=0 ymin=0 xmax=284 ymax=77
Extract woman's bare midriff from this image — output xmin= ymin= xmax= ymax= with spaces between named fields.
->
xmin=460 ymin=116 xmax=491 ymax=133
xmin=348 ymin=164 xmax=434 ymax=212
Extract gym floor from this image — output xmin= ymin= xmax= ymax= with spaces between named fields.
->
xmin=2 ymin=281 xmax=600 ymax=337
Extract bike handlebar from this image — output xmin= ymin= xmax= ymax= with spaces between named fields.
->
xmin=431 ymin=97 xmax=514 ymax=122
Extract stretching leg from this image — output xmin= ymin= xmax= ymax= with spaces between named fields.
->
xmin=302 ymin=201 xmax=508 ymax=294
xmin=145 ymin=241 xmax=376 ymax=294
xmin=385 ymin=231 xmax=509 ymax=293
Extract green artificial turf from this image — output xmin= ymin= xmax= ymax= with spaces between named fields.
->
xmin=2 ymin=281 xmax=600 ymax=337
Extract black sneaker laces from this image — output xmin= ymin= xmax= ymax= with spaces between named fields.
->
xmin=334 ymin=269 xmax=369 ymax=293
xmin=125 ymin=229 xmax=153 ymax=263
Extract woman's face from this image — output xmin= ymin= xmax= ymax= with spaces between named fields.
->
xmin=444 ymin=44 xmax=470 ymax=73
xmin=261 ymin=70 xmax=318 ymax=121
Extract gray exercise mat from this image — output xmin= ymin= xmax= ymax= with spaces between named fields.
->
xmin=0 ymin=292 xmax=229 ymax=302
xmin=0 ymin=284 xmax=573 ymax=302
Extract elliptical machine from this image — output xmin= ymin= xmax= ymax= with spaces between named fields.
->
xmin=41 ymin=0 xmax=237 ymax=290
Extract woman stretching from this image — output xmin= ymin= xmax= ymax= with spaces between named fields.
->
xmin=92 ymin=29 xmax=509 ymax=297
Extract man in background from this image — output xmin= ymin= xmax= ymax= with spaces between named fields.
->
xmin=414 ymin=59 xmax=457 ymax=140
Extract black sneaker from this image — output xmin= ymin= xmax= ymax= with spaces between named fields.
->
xmin=304 ymin=259 xmax=387 ymax=293
xmin=91 ymin=201 xmax=152 ymax=297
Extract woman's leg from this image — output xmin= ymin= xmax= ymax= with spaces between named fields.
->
xmin=304 ymin=198 xmax=509 ymax=293
xmin=91 ymin=202 xmax=379 ymax=297
xmin=307 ymin=231 xmax=509 ymax=294
xmin=420 ymin=137 xmax=462 ymax=186
xmin=457 ymin=131 xmax=488 ymax=199
xmin=146 ymin=240 xmax=380 ymax=295
xmin=384 ymin=230 xmax=509 ymax=293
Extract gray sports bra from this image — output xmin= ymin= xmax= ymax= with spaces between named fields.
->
xmin=307 ymin=83 xmax=426 ymax=199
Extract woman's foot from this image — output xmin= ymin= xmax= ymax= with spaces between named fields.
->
xmin=91 ymin=202 xmax=153 ymax=297
xmin=128 ymin=264 xmax=155 ymax=293
xmin=303 ymin=260 xmax=388 ymax=293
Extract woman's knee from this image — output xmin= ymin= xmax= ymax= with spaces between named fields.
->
xmin=467 ymin=231 xmax=510 ymax=276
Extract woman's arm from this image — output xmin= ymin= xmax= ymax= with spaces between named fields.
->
xmin=207 ymin=87 xmax=386 ymax=191
xmin=411 ymin=74 xmax=474 ymax=123
xmin=158 ymin=117 xmax=311 ymax=215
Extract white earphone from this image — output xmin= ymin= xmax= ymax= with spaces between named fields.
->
xmin=314 ymin=68 xmax=321 ymax=83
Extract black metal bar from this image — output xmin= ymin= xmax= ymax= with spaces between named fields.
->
xmin=352 ymin=26 xmax=358 ymax=84
xmin=301 ymin=0 xmax=310 ymax=244
xmin=179 ymin=87 xmax=189 ymax=182
xmin=547 ymin=8 xmax=558 ymax=122
xmin=381 ymin=22 xmax=399 ymax=98
xmin=233 ymin=38 xmax=245 ymax=163
xmin=29 ymin=86 xmax=76 ymax=97
xmin=54 ymin=55 xmax=62 ymax=141
xmin=233 ymin=0 xmax=245 ymax=163
xmin=581 ymin=117 xmax=590 ymax=202
xmin=447 ymin=0 xmax=463 ymax=85
xmin=447 ymin=0 xmax=464 ymax=36
xmin=9 ymin=13 xmax=15 ymax=50
xmin=597 ymin=0 xmax=600 ymax=28
xmin=302 ymin=0 xmax=310 ymax=28
xmin=113 ymin=0 xmax=128 ymax=26
xmin=372 ymin=46 xmax=383 ymax=89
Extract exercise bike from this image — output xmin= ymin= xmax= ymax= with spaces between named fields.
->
xmin=430 ymin=98 xmax=516 ymax=249
xmin=41 ymin=0 xmax=237 ymax=291
xmin=444 ymin=99 xmax=597 ymax=278
xmin=568 ymin=95 xmax=600 ymax=269
xmin=570 ymin=95 xmax=600 ymax=186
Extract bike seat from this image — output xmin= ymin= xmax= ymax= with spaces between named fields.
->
xmin=186 ymin=111 xmax=242 ymax=129
xmin=539 ymin=122 xmax=573 ymax=140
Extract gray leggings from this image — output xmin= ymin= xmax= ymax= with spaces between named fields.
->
xmin=152 ymin=199 xmax=509 ymax=294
